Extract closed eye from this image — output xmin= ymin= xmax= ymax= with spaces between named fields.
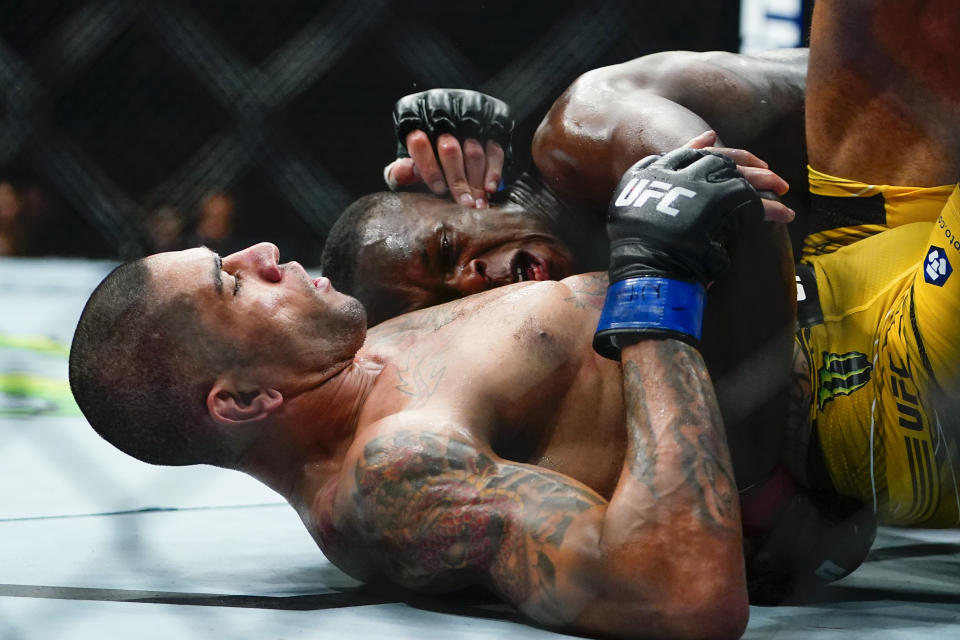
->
xmin=233 ymin=272 xmax=242 ymax=296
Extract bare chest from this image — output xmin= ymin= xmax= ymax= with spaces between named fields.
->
xmin=364 ymin=281 xmax=626 ymax=494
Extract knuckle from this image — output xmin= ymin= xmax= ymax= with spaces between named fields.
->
xmin=437 ymin=137 xmax=461 ymax=158
xmin=406 ymin=130 xmax=430 ymax=149
xmin=463 ymin=143 xmax=485 ymax=164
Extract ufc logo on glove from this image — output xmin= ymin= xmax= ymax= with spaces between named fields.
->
xmin=614 ymin=178 xmax=697 ymax=216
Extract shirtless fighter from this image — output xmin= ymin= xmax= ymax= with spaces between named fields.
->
xmin=320 ymin=53 xmax=831 ymax=598
xmin=71 ymin=150 xmax=774 ymax=639
xmin=330 ymin=0 xmax=960 ymax=532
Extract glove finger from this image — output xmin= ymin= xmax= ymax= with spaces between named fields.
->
xmin=457 ymin=90 xmax=486 ymax=141
xmin=424 ymin=90 xmax=458 ymax=139
xmin=651 ymin=147 xmax=707 ymax=171
xmin=480 ymin=96 xmax=514 ymax=149
xmin=629 ymin=154 xmax=661 ymax=173
xmin=682 ymin=150 xmax=739 ymax=182
xmin=393 ymin=91 xmax=429 ymax=149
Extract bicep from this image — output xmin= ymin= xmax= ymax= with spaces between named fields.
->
xmin=349 ymin=430 xmax=606 ymax=624
xmin=533 ymin=80 xmax=715 ymax=209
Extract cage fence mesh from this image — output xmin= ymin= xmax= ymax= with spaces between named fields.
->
xmin=0 ymin=0 xmax=759 ymax=264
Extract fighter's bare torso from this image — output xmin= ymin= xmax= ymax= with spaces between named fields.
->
xmin=300 ymin=274 xmax=626 ymax=579
xmin=294 ymin=268 xmax=804 ymax=590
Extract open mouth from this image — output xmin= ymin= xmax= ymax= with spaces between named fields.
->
xmin=510 ymin=250 xmax=550 ymax=283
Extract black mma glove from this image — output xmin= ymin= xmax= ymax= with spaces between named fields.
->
xmin=593 ymin=148 xmax=764 ymax=359
xmin=392 ymin=88 xmax=514 ymax=172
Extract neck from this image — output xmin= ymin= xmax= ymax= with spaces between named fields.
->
xmin=237 ymin=355 xmax=387 ymax=506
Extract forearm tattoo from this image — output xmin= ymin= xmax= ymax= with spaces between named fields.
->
xmin=622 ymin=341 xmax=739 ymax=534
xmin=352 ymin=431 xmax=603 ymax=619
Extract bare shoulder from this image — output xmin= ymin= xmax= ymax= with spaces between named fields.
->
xmin=557 ymin=272 xmax=608 ymax=311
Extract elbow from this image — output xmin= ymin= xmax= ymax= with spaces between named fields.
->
xmin=661 ymin=561 xmax=750 ymax=640
xmin=664 ymin=589 xmax=749 ymax=640
xmin=568 ymin=581 xmax=749 ymax=640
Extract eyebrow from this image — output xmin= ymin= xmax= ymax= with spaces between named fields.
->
xmin=213 ymin=253 xmax=223 ymax=294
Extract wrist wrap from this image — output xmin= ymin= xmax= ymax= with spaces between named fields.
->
xmin=593 ymin=277 xmax=705 ymax=360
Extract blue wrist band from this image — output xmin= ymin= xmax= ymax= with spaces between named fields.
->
xmin=593 ymin=277 xmax=705 ymax=359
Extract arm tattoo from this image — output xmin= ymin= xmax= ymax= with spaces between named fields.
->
xmin=563 ymin=273 xmax=608 ymax=310
xmin=352 ymin=430 xmax=603 ymax=618
xmin=622 ymin=341 xmax=739 ymax=534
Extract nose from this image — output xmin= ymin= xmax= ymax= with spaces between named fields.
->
xmin=452 ymin=259 xmax=488 ymax=295
xmin=223 ymin=242 xmax=282 ymax=282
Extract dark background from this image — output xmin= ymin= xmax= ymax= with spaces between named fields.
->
xmin=0 ymin=0 xmax=810 ymax=264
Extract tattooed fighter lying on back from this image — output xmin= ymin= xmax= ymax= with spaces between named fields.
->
xmin=72 ymin=150 xmax=843 ymax=639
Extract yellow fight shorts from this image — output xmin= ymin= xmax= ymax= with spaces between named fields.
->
xmin=797 ymin=185 xmax=960 ymax=527
xmin=804 ymin=166 xmax=955 ymax=258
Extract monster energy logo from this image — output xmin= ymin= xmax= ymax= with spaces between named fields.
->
xmin=817 ymin=351 xmax=872 ymax=409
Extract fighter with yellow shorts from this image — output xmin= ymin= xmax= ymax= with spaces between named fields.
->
xmin=797 ymin=173 xmax=960 ymax=527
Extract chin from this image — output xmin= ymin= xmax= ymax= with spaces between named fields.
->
xmin=337 ymin=296 xmax=369 ymax=351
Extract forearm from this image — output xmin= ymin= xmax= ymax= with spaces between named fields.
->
xmin=612 ymin=339 xmax=740 ymax=533
xmin=574 ymin=339 xmax=747 ymax=639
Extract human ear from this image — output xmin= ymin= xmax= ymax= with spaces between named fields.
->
xmin=206 ymin=381 xmax=283 ymax=424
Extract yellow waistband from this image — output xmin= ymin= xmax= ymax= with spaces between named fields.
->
xmin=808 ymin=165 xmax=955 ymax=201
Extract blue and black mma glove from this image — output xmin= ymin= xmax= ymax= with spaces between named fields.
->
xmin=391 ymin=88 xmax=515 ymax=187
xmin=593 ymin=148 xmax=764 ymax=360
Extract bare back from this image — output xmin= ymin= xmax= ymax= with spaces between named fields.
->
xmin=806 ymin=0 xmax=960 ymax=185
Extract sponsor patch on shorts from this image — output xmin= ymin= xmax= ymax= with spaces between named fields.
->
xmin=817 ymin=351 xmax=872 ymax=410
xmin=923 ymin=245 xmax=952 ymax=286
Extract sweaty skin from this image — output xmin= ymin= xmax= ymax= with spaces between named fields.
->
xmin=340 ymin=50 xmax=809 ymax=489
xmin=528 ymin=50 xmax=809 ymax=490
xmin=287 ymin=272 xmax=747 ymax=638
xmin=533 ymin=49 xmax=808 ymax=218
xmin=129 ymin=243 xmax=748 ymax=637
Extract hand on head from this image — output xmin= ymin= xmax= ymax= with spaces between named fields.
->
xmin=384 ymin=89 xmax=514 ymax=209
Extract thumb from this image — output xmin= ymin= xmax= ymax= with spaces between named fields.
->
xmin=384 ymin=158 xmax=422 ymax=189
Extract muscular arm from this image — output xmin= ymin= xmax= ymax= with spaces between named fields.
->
xmin=532 ymin=50 xmax=808 ymax=211
xmin=346 ymin=338 xmax=746 ymax=640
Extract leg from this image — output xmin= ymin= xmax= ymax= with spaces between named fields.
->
xmin=806 ymin=0 xmax=960 ymax=187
